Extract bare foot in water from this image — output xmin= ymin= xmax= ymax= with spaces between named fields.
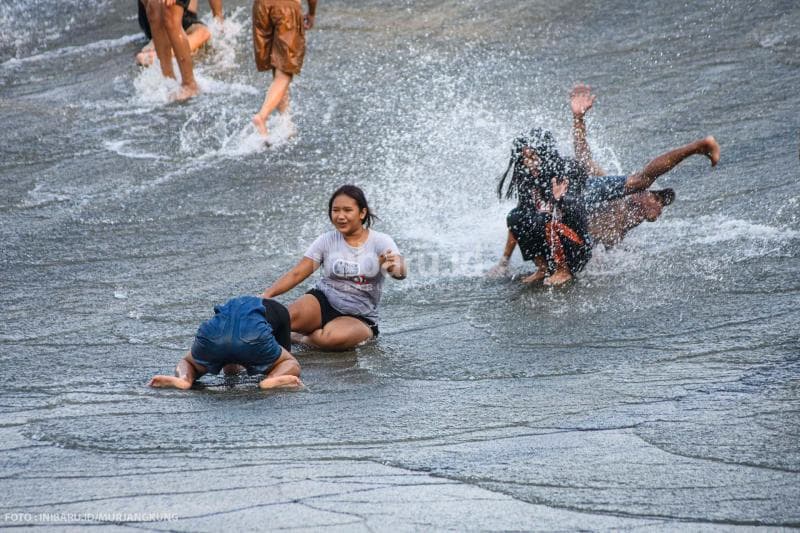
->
xmin=171 ymin=83 xmax=199 ymax=102
xmin=252 ymin=114 xmax=268 ymax=137
xmin=149 ymin=375 xmax=192 ymax=389
xmin=704 ymin=136 xmax=721 ymax=166
xmin=543 ymin=268 xmax=573 ymax=286
xmin=136 ymin=47 xmax=156 ymax=67
xmin=521 ymin=270 xmax=546 ymax=284
xmin=259 ymin=375 xmax=303 ymax=390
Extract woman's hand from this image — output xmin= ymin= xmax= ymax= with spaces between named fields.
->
xmin=552 ymin=177 xmax=570 ymax=201
xmin=380 ymin=249 xmax=406 ymax=279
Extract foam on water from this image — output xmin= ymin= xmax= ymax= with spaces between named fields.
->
xmin=1 ymin=34 xmax=141 ymax=69
xmin=103 ymin=140 xmax=167 ymax=161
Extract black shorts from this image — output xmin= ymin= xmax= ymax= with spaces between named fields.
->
xmin=138 ymin=0 xmax=201 ymax=41
xmin=306 ymin=289 xmax=379 ymax=338
xmin=262 ymin=298 xmax=291 ymax=352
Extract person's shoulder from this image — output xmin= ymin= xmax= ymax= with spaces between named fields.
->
xmin=369 ymin=228 xmax=398 ymax=248
xmin=314 ymin=229 xmax=341 ymax=247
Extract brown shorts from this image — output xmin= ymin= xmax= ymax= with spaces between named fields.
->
xmin=252 ymin=0 xmax=305 ymax=75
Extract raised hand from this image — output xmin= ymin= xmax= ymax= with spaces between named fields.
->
xmin=551 ymin=177 xmax=570 ymax=201
xmin=570 ymin=83 xmax=596 ymax=117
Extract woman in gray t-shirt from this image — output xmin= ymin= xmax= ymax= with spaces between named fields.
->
xmin=262 ymin=185 xmax=406 ymax=350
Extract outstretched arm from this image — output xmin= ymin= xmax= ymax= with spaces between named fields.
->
xmin=570 ymin=84 xmax=606 ymax=176
xmin=487 ymin=231 xmax=517 ymax=277
xmin=262 ymin=257 xmax=319 ymax=298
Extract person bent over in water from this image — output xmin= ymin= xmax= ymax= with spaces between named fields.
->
xmin=251 ymin=0 xmax=317 ymax=138
xmin=149 ymin=296 xmax=302 ymax=390
xmin=136 ymin=0 xmax=221 ymax=67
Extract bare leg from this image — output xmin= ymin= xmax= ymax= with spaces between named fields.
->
xmin=259 ymin=348 xmax=303 ymax=390
xmin=146 ymin=0 xmax=176 ymax=79
xmin=299 ymin=316 xmax=373 ymax=351
xmin=252 ymin=69 xmax=293 ymax=137
xmin=624 ymin=136 xmax=720 ymax=193
xmin=136 ymin=25 xmax=211 ymax=67
xmin=163 ymin=4 xmax=199 ymax=100
xmin=287 ymin=294 xmax=323 ymax=334
xmin=149 ymin=352 xmax=206 ymax=389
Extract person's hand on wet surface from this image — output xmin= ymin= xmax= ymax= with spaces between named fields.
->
xmin=570 ymin=83 xmax=596 ymax=117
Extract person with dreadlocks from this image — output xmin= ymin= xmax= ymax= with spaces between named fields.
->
xmin=489 ymin=84 xmax=721 ymax=284
xmin=492 ymin=129 xmax=592 ymax=285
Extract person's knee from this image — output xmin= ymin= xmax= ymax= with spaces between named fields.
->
xmin=317 ymin=328 xmax=359 ymax=350
xmin=163 ymin=7 xmax=184 ymax=32
xmin=145 ymin=1 xmax=164 ymax=25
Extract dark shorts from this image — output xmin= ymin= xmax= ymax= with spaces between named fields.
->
xmin=190 ymin=296 xmax=289 ymax=375
xmin=252 ymin=0 xmax=306 ymax=74
xmin=138 ymin=0 xmax=201 ymax=41
xmin=306 ymin=289 xmax=379 ymax=338
xmin=507 ymin=206 xmax=548 ymax=262
xmin=582 ymin=175 xmax=628 ymax=212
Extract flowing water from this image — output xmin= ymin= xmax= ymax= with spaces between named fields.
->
xmin=1 ymin=0 xmax=799 ymax=529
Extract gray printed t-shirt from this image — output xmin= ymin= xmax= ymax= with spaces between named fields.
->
xmin=304 ymin=229 xmax=400 ymax=323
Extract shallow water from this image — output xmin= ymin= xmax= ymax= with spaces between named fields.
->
xmin=1 ymin=0 xmax=799 ymax=529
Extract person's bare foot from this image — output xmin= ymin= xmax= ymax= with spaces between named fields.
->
xmin=704 ymin=136 xmax=721 ymax=167
xmin=252 ymin=114 xmax=268 ymax=137
xmin=136 ymin=48 xmax=156 ymax=67
xmin=171 ymin=83 xmax=199 ymax=102
xmin=259 ymin=375 xmax=303 ymax=390
xmin=149 ymin=375 xmax=192 ymax=389
xmin=543 ymin=268 xmax=573 ymax=286
xmin=521 ymin=269 xmax=546 ymax=284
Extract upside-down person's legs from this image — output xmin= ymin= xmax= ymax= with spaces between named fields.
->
xmin=149 ymin=352 xmax=206 ymax=389
xmin=259 ymin=348 xmax=303 ymax=390
xmin=301 ymin=316 xmax=373 ymax=351
xmin=624 ymin=136 xmax=720 ymax=193
xmin=163 ymin=4 xmax=199 ymax=100
xmin=252 ymin=69 xmax=293 ymax=137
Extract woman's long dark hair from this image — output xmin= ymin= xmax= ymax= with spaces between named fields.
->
xmin=328 ymin=184 xmax=379 ymax=228
xmin=497 ymin=128 xmax=563 ymax=201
